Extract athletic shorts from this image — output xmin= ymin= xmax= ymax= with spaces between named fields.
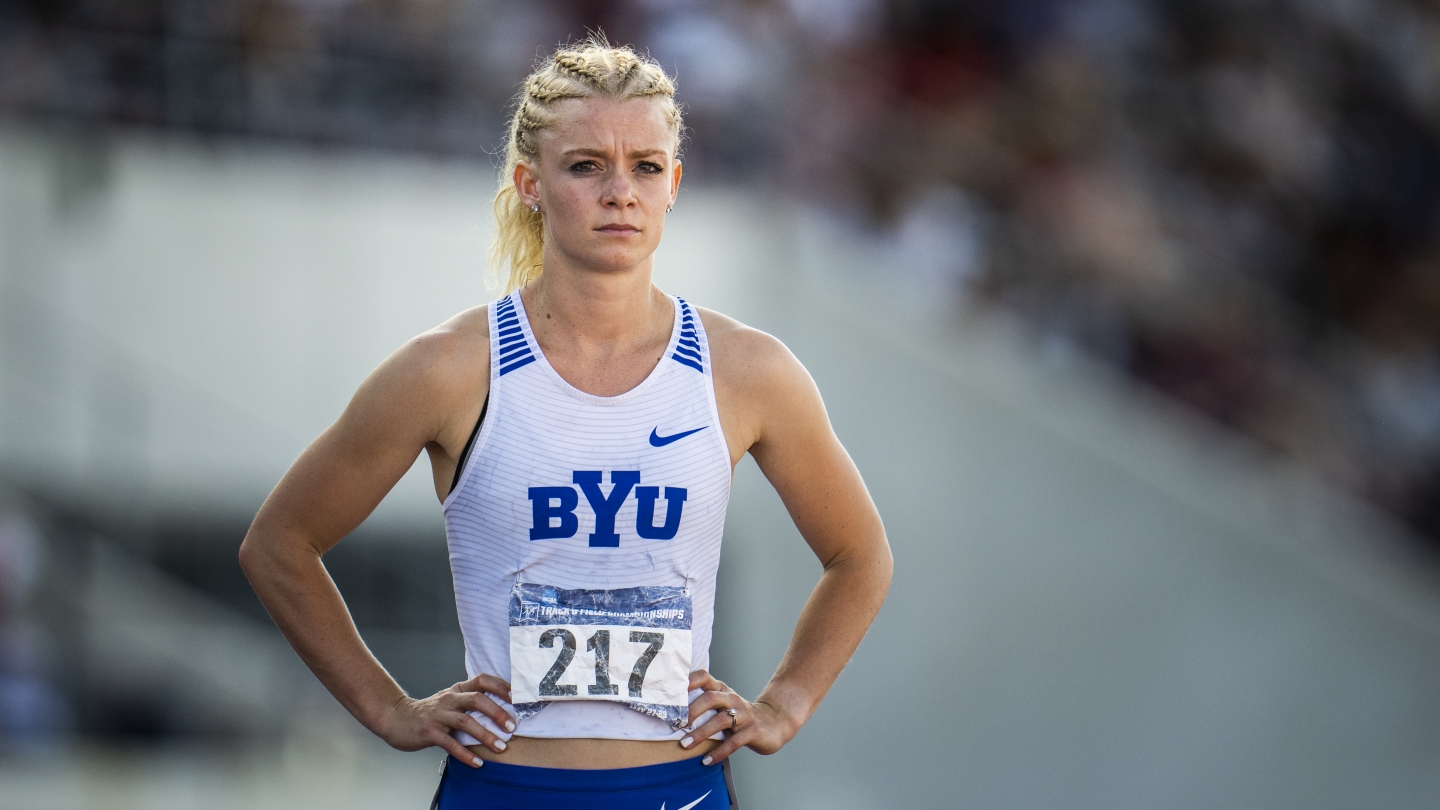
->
xmin=432 ymin=754 xmax=736 ymax=810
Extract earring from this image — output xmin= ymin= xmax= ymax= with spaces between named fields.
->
xmin=531 ymin=203 xmax=540 ymax=213
xmin=666 ymin=204 xmax=673 ymax=213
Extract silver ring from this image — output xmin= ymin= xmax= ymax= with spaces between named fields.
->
xmin=725 ymin=707 xmax=738 ymax=718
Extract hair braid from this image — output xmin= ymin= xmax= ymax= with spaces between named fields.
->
xmin=489 ymin=37 xmax=683 ymax=293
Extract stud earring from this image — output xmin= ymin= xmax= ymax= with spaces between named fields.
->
xmin=530 ymin=203 xmax=540 ymax=213
xmin=666 ymin=204 xmax=673 ymax=213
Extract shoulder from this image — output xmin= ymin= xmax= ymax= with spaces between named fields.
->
xmin=697 ymin=306 xmax=823 ymax=457
xmin=696 ymin=307 xmax=806 ymax=392
xmin=347 ymin=303 xmax=491 ymax=438
xmin=389 ymin=304 xmax=491 ymax=389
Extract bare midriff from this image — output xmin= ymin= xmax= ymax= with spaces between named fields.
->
xmin=467 ymin=736 xmax=721 ymax=769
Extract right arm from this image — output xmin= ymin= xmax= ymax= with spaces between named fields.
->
xmin=238 ymin=313 xmax=509 ymax=766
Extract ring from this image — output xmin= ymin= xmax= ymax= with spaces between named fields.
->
xmin=726 ymin=708 xmax=738 ymax=718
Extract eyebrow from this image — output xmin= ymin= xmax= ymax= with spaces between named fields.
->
xmin=562 ymin=148 xmax=669 ymax=160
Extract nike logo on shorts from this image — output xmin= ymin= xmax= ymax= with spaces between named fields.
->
xmin=661 ymin=790 xmax=711 ymax=810
xmin=649 ymin=426 xmax=707 ymax=447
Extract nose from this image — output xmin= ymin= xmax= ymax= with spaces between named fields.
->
xmin=600 ymin=169 xmax=638 ymax=209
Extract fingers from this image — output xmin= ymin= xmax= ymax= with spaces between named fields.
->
xmin=682 ymin=670 xmax=743 ymax=752
xmin=692 ymin=702 xmax=749 ymax=765
xmin=458 ymin=673 xmax=513 ymax=703
xmin=444 ymin=710 xmax=508 ymax=755
xmin=458 ymin=690 xmax=517 ymax=734
xmin=686 ymin=684 xmax=738 ymax=720
xmin=446 ymin=673 xmax=516 ymax=741
xmin=430 ymin=725 xmax=485 ymax=768
xmin=683 ymin=710 xmax=733 ymax=747
xmin=701 ymin=733 xmax=746 ymax=766
xmin=688 ymin=669 xmax=724 ymax=693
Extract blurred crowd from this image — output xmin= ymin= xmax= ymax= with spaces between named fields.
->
xmin=2 ymin=0 xmax=1439 ymax=541
xmin=815 ymin=0 xmax=1440 ymax=541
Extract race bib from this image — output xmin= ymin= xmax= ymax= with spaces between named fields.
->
xmin=509 ymin=583 xmax=692 ymax=729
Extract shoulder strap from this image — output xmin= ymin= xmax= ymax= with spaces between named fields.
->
xmin=494 ymin=292 xmax=536 ymax=377
xmin=670 ymin=297 xmax=705 ymax=374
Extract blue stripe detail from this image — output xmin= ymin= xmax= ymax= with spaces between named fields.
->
xmin=498 ymin=348 xmax=532 ymax=368
xmin=499 ymin=355 xmax=537 ymax=376
xmin=671 ymin=353 xmax=703 ymax=373
xmin=670 ymin=297 xmax=704 ymax=373
xmin=494 ymin=294 xmax=534 ymax=377
xmin=498 ymin=339 xmax=532 ymax=359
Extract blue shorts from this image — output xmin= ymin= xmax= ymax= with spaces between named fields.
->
xmin=432 ymin=754 xmax=735 ymax=810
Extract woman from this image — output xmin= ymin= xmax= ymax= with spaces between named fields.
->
xmin=239 ymin=39 xmax=891 ymax=809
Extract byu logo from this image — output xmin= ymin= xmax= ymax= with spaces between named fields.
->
xmin=528 ymin=471 xmax=688 ymax=547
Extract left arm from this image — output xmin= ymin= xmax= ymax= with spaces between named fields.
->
xmin=684 ymin=315 xmax=893 ymax=764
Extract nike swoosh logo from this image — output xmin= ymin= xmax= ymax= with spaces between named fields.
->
xmin=660 ymin=791 xmax=711 ymax=810
xmin=649 ymin=426 xmax=707 ymax=447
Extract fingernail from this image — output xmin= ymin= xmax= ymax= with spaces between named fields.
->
xmin=680 ymin=736 xmax=693 ymax=748
xmin=702 ymin=756 xmax=713 ymax=766
xmin=494 ymin=739 xmax=507 ymax=751
xmin=505 ymin=720 xmax=516 ymax=732
xmin=471 ymin=757 xmax=483 ymax=768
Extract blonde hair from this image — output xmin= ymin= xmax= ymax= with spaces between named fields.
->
xmin=490 ymin=37 xmax=683 ymax=293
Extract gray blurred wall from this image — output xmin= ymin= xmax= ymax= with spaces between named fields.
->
xmin=4 ymin=129 xmax=1440 ymax=809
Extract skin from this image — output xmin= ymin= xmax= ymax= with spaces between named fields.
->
xmin=239 ymin=95 xmax=892 ymax=772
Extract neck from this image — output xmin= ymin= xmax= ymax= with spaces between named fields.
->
xmin=521 ymin=258 xmax=667 ymax=350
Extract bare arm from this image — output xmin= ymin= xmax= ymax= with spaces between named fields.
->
xmin=686 ymin=313 xmax=893 ymax=763
xmin=238 ymin=314 xmax=512 ymax=766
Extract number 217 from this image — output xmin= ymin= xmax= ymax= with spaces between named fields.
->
xmin=537 ymin=629 xmax=665 ymax=698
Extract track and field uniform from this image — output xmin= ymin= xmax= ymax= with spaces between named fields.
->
xmin=437 ymin=290 xmax=734 ymax=806
xmin=433 ymin=755 xmax=733 ymax=810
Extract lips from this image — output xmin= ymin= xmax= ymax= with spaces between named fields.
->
xmin=596 ymin=223 xmax=641 ymax=234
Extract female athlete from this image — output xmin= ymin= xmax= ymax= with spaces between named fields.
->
xmin=239 ymin=39 xmax=891 ymax=809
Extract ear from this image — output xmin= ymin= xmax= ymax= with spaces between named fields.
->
xmin=670 ymin=160 xmax=683 ymax=206
xmin=514 ymin=160 xmax=541 ymax=209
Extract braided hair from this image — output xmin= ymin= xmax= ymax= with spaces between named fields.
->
xmin=490 ymin=37 xmax=683 ymax=292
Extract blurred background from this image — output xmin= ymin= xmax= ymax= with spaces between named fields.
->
xmin=4 ymin=0 xmax=1440 ymax=807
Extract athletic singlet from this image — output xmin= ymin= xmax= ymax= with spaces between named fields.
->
xmin=443 ymin=290 xmax=731 ymax=743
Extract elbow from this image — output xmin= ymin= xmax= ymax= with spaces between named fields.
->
xmin=237 ymin=531 xmax=261 ymax=581
xmin=238 ymin=525 xmax=283 ymax=584
xmin=239 ymin=524 xmax=322 ymax=587
xmin=875 ymin=534 xmax=894 ymax=592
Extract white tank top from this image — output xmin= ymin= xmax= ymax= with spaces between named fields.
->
xmin=442 ymin=290 xmax=732 ymax=742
